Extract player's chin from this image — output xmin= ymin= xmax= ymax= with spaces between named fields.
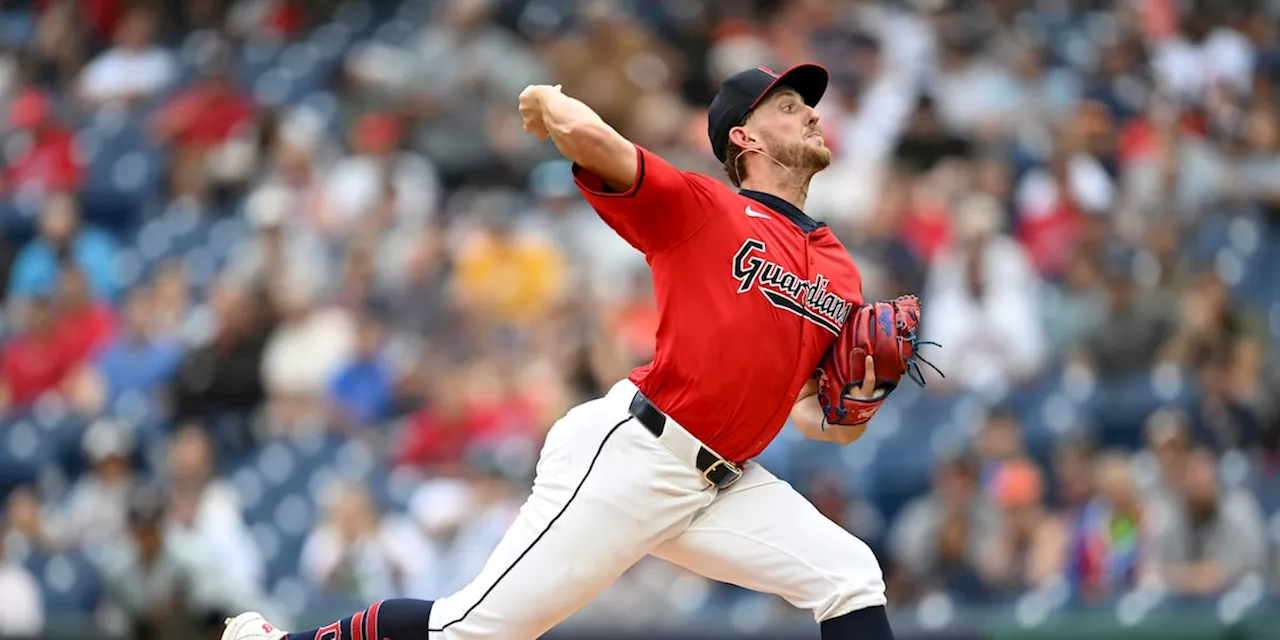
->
xmin=806 ymin=146 xmax=833 ymax=171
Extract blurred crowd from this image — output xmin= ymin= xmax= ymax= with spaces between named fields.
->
xmin=2 ymin=0 xmax=1280 ymax=637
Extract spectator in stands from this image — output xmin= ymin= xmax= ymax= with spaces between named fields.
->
xmin=974 ymin=409 xmax=1027 ymax=492
xmin=97 ymin=483 xmax=269 ymax=639
xmin=890 ymin=452 xmax=999 ymax=603
xmin=1159 ymin=271 xmax=1261 ymax=368
xmin=75 ymin=4 xmax=175 ymax=108
xmin=405 ymin=477 xmax=475 ymax=598
xmin=51 ymin=262 xmax=117 ymax=366
xmin=1136 ymin=409 xmax=1193 ymax=503
xmin=261 ymin=274 xmax=355 ymax=427
xmin=8 ymin=193 xmax=118 ymax=302
xmin=0 ymin=296 xmax=75 ymax=412
xmin=0 ymin=87 xmax=82 ymax=194
xmin=163 ymin=425 xmax=263 ymax=591
xmin=516 ymin=160 xmax=645 ymax=305
xmin=151 ymin=47 xmax=255 ymax=155
xmin=1148 ymin=6 xmax=1254 ymax=107
xmin=254 ymin=106 xmax=336 ymax=226
xmin=0 ymin=519 xmax=43 ymax=638
xmin=318 ymin=112 xmax=440 ymax=242
xmin=227 ymin=184 xmax=331 ymax=300
xmin=396 ymin=369 xmax=476 ymax=475
xmin=171 ymin=279 xmax=271 ymax=424
xmin=21 ymin=1 xmax=85 ymax=89
xmin=1078 ymin=247 xmax=1177 ymax=376
xmin=892 ymin=95 xmax=974 ymax=178
xmin=356 ymin=0 xmax=549 ymax=182
xmin=1042 ymin=250 xmax=1109 ymax=356
xmin=979 ymin=460 xmax=1067 ymax=595
xmin=451 ymin=191 xmax=568 ymax=330
xmin=1233 ymin=102 xmax=1280 ymax=231
xmin=921 ymin=192 xmax=1048 ymax=394
xmin=1012 ymin=139 xmax=1114 ymax=280
xmin=69 ymin=285 xmax=182 ymax=417
xmin=148 ymin=260 xmax=197 ymax=344
xmin=1051 ymin=435 xmax=1096 ymax=514
xmin=1119 ymin=101 xmax=1225 ymax=234
xmin=1160 ymin=272 xmax=1268 ymax=448
xmin=300 ymin=482 xmax=429 ymax=602
xmin=1151 ymin=447 xmax=1269 ymax=596
xmin=328 ymin=305 xmax=395 ymax=428
xmin=1064 ymin=452 xmax=1152 ymax=604
xmin=13 ymin=419 xmax=137 ymax=552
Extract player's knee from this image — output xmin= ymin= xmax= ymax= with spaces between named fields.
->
xmin=815 ymin=537 xmax=887 ymax=623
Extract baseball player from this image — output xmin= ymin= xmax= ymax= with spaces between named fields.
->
xmin=224 ymin=63 xmax=909 ymax=640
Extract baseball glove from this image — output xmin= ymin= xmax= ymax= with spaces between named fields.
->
xmin=814 ymin=294 xmax=943 ymax=427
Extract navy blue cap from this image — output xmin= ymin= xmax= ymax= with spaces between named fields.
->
xmin=707 ymin=63 xmax=829 ymax=162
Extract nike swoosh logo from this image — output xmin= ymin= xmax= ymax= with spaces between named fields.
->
xmin=745 ymin=206 xmax=771 ymax=219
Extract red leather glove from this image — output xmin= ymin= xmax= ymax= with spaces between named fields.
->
xmin=813 ymin=294 xmax=942 ymax=427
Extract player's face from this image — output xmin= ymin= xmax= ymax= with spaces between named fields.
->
xmin=744 ymin=88 xmax=831 ymax=174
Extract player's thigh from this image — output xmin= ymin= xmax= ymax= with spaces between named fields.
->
xmin=650 ymin=463 xmax=886 ymax=622
xmin=428 ymin=395 xmax=713 ymax=639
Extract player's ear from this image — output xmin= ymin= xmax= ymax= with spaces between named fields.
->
xmin=728 ymin=125 xmax=760 ymax=151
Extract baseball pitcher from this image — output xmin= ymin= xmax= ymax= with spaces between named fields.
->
xmin=223 ymin=62 xmax=936 ymax=640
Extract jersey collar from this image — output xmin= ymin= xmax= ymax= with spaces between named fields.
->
xmin=739 ymin=189 xmax=825 ymax=233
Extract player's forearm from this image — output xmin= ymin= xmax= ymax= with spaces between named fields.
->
xmin=791 ymin=391 xmax=867 ymax=445
xmin=540 ymin=90 xmax=636 ymax=189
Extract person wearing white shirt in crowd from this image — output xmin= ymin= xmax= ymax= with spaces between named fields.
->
xmin=260 ymin=273 xmax=357 ymax=427
xmin=318 ymin=113 xmax=441 ymax=243
xmin=76 ymin=6 xmax=176 ymax=108
xmin=0 ymin=521 xmax=43 ymax=638
xmin=227 ymin=184 xmax=333 ymax=299
xmin=42 ymin=419 xmax=138 ymax=552
xmin=301 ymin=483 xmax=430 ymax=602
xmin=163 ymin=425 xmax=265 ymax=591
xmin=921 ymin=193 xmax=1049 ymax=396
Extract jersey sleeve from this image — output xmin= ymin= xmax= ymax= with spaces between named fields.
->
xmin=572 ymin=144 xmax=715 ymax=255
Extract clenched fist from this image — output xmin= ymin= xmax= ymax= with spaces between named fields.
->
xmin=518 ymin=84 xmax=561 ymax=140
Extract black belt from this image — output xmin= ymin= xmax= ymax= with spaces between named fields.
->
xmin=628 ymin=390 xmax=743 ymax=490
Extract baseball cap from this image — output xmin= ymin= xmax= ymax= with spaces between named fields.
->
xmin=707 ymin=63 xmax=829 ymax=162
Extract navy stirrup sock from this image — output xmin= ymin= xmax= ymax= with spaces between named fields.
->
xmin=821 ymin=605 xmax=895 ymax=640
xmin=283 ymin=599 xmax=434 ymax=640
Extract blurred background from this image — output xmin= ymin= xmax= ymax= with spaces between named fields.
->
xmin=1 ymin=0 xmax=1279 ymax=638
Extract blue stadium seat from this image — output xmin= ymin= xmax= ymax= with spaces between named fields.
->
xmin=35 ymin=551 xmax=102 ymax=614
xmin=1086 ymin=369 xmax=1199 ymax=450
xmin=0 ymin=418 xmax=58 ymax=495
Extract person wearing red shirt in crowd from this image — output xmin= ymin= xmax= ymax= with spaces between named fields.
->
xmin=152 ymin=55 xmax=255 ymax=152
xmin=227 ymin=65 xmax=896 ymax=640
xmin=0 ymin=297 xmax=77 ymax=412
xmin=50 ymin=262 xmax=117 ymax=366
xmin=398 ymin=363 xmax=542 ymax=474
xmin=1 ymin=88 xmax=83 ymax=194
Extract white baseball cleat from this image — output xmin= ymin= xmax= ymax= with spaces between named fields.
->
xmin=221 ymin=612 xmax=287 ymax=640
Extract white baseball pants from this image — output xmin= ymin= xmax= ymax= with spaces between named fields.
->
xmin=425 ymin=378 xmax=887 ymax=638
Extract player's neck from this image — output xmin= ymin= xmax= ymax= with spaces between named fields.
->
xmin=740 ymin=172 xmax=810 ymax=211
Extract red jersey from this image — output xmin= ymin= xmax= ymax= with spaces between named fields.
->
xmin=574 ymin=145 xmax=863 ymax=462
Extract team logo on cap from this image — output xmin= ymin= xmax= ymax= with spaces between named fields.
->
xmin=731 ymin=238 xmax=853 ymax=335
